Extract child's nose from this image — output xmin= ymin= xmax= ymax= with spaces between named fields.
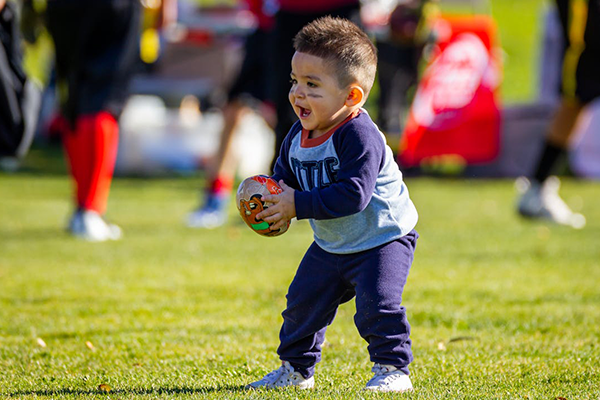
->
xmin=291 ymin=85 xmax=305 ymax=98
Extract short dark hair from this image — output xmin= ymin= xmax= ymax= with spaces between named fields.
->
xmin=293 ymin=17 xmax=378 ymax=95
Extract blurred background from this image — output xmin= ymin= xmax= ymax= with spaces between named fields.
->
xmin=7 ymin=0 xmax=598 ymax=179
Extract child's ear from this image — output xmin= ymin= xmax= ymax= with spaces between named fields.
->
xmin=345 ymin=86 xmax=364 ymax=106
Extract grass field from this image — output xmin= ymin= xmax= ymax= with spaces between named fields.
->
xmin=1 ymin=147 xmax=599 ymax=399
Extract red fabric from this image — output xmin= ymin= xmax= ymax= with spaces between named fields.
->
xmin=300 ymin=109 xmax=360 ymax=148
xmin=244 ymin=0 xmax=274 ymax=30
xmin=62 ymin=112 xmax=119 ymax=214
xmin=399 ymin=15 xmax=502 ymax=167
xmin=47 ymin=113 xmax=69 ymax=140
xmin=210 ymin=175 xmax=234 ymax=195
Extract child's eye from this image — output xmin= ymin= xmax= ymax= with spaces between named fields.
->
xmin=307 ymin=82 xmax=317 ymax=88
xmin=289 ymin=79 xmax=297 ymax=85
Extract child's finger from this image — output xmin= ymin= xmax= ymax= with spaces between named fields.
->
xmin=270 ymin=218 xmax=286 ymax=231
xmin=262 ymin=194 xmax=279 ymax=203
xmin=256 ymin=208 xmax=274 ymax=220
xmin=262 ymin=211 xmax=282 ymax=224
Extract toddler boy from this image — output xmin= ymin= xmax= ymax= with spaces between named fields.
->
xmin=247 ymin=16 xmax=419 ymax=392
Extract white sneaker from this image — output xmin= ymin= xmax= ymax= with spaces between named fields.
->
xmin=516 ymin=176 xmax=586 ymax=229
xmin=245 ymin=361 xmax=314 ymax=390
xmin=68 ymin=210 xmax=122 ymax=242
xmin=185 ymin=195 xmax=228 ymax=229
xmin=186 ymin=207 xmax=227 ymax=229
xmin=364 ymin=364 xmax=413 ymax=393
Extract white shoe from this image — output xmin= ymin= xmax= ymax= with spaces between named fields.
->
xmin=186 ymin=207 xmax=226 ymax=229
xmin=364 ymin=364 xmax=413 ymax=393
xmin=68 ymin=210 xmax=122 ymax=242
xmin=245 ymin=361 xmax=314 ymax=390
xmin=516 ymin=176 xmax=586 ymax=229
xmin=186 ymin=194 xmax=228 ymax=229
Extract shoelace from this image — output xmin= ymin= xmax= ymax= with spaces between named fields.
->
xmin=372 ymin=364 xmax=394 ymax=376
xmin=371 ymin=364 xmax=404 ymax=387
xmin=264 ymin=362 xmax=294 ymax=384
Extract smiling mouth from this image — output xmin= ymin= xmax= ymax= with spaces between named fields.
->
xmin=298 ymin=106 xmax=311 ymax=118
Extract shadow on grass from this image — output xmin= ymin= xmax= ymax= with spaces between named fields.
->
xmin=13 ymin=144 xmax=68 ymax=176
xmin=0 ymin=227 xmax=71 ymax=243
xmin=10 ymin=144 xmax=204 ymax=186
xmin=7 ymin=385 xmax=248 ymax=397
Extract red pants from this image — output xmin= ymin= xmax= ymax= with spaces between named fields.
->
xmin=61 ymin=112 xmax=119 ymax=215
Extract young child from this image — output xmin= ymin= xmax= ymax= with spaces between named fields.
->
xmin=246 ymin=17 xmax=419 ymax=392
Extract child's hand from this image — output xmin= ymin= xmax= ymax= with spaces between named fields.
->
xmin=257 ymin=180 xmax=296 ymax=231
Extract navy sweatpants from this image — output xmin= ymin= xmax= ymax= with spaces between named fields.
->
xmin=277 ymin=230 xmax=418 ymax=378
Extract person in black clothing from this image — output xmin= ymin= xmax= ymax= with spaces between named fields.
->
xmin=516 ymin=0 xmax=599 ymax=229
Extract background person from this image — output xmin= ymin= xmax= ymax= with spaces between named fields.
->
xmin=186 ymin=0 xmax=276 ymax=229
xmin=375 ymin=0 xmax=430 ymax=139
xmin=517 ymin=0 xmax=598 ymax=229
xmin=44 ymin=0 xmax=175 ymax=241
xmin=188 ymin=0 xmax=362 ymax=228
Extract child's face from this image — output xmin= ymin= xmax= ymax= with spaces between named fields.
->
xmin=289 ymin=52 xmax=353 ymax=137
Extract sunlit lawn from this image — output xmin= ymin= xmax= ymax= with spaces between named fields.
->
xmin=1 ymin=153 xmax=599 ymax=398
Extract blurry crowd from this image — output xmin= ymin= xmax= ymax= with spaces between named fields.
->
xmin=1 ymin=0 xmax=598 ymax=242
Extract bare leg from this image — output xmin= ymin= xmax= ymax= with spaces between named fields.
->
xmin=208 ymin=99 xmax=249 ymax=182
xmin=186 ymin=99 xmax=251 ymax=228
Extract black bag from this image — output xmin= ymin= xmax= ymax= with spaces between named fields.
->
xmin=0 ymin=1 xmax=40 ymax=158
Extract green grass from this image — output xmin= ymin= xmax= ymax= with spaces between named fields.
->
xmin=1 ymin=148 xmax=599 ymax=399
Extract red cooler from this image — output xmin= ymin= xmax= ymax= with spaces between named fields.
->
xmin=398 ymin=15 xmax=502 ymax=168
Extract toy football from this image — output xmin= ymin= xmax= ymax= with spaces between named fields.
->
xmin=236 ymin=175 xmax=290 ymax=237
